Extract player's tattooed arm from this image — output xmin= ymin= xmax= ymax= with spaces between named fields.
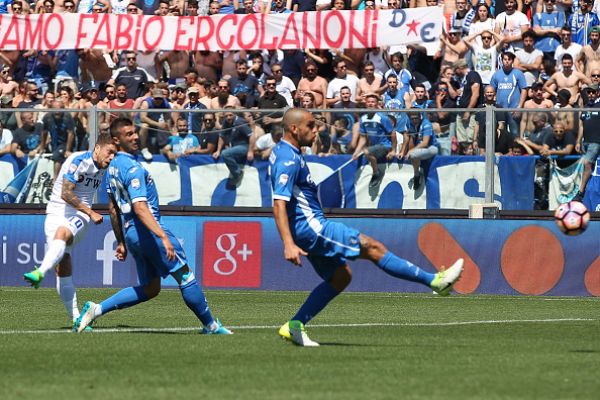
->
xmin=108 ymin=194 xmax=127 ymax=261
xmin=62 ymin=180 xmax=103 ymax=224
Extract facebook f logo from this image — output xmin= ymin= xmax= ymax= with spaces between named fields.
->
xmin=96 ymin=231 xmax=117 ymax=285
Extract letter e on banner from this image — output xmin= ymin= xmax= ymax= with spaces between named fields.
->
xmin=202 ymin=221 xmax=261 ymax=287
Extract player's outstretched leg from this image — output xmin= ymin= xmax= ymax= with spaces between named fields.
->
xmin=362 ymin=235 xmax=464 ymax=295
xmin=174 ymin=267 xmax=232 ymax=335
xmin=23 ymin=239 xmax=68 ymax=288
xmin=74 ymin=285 xmax=152 ymax=333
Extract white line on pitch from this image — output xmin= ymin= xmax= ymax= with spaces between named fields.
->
xmin=0 ymin=318 xmax=596 ymax=335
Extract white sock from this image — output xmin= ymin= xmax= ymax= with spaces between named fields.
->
xmin=93 ymin=304 xmax=103 ymax=318
xmin=39 ymin=239 xmax=67 ymax=275
xmin=57 ymin=276 xmax=79 ymax=320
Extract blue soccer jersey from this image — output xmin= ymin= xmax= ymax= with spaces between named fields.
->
xmin=106 ymin=151 xmax=187 ymax=283
xmin=271 ymin=139 xmax=360 ymax=278
xmin=359 ymin=112 xmax=393 ymax=147
xmin=270 ymin=140 xmax=326 ymax=238
xmin=106 ymin=152 xmax=161 ymax=229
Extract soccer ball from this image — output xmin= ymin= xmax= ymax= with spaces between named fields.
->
xmin=554 ymin=201 xmax=590 ymax=236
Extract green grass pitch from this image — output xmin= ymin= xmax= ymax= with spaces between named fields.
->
xmin=1 ymin=288 xmax=599 ymax=400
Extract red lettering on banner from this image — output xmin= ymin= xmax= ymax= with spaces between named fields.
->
xmin=349 ymin=10 xmax=368 ymax=48
xmin=323 ymin=11 xmax=345 ymax=48
xmin=115 ymin=15 xmax=134 ymax=49
xmin=301 ymin=11 xmax=320 ymax=49
xmin=237 ymin=14 xmax=259 ymax=50
xmin=142 ymin=16 xmax=164 ymax=50
xmin=216 ymin=14 xmax=236 ymax=49
xmin=202 ymin=222 xmax=262 ymax=288
xmin=258 ymin=13 xmax=278 ymax=49
xmin=43 ymin=14 xmax=64 ymax=49
xmin=279 ymin=13 xmax=300 ymax=48
xmin=75 ymin=14 xmax=95 ymax=49
xmin=175 ymin=16 xmax=194 ymax=50
xmin=194 ymin=17 xmax=214 ymax=51
xmin=132 ymin=15 xmax=143 ymax=49
xmin=370 ymin=9 xmax=379 ymax=48
xmin=90 ymin=14 xmax=112 ymax=49
xmin=23 ymin=14 xmax=42 ymax=49
xmin=0 ymin=17 xmax=21 ymax=49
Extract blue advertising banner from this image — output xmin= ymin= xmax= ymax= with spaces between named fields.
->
xmin=1 ymin=214 xmax=598 ymax=296
xmin=65 ymin=154 xmax=536 ymax=210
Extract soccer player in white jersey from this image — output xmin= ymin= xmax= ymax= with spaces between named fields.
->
xmin=270 ymin=108 xmax=464 ymax=347
xmin=23 ymin=134 xmax=117 ymax=330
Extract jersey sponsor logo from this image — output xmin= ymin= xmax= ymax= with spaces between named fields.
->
xmin=131 ymin=178 xmax=140 ymax=189
xmin=278 ymin=173 xmax=289 ymax=185
xmin=284 ymin=160 xmax=295 ymax=166
xmin=202 ymin=221 xmax=261 ymax=288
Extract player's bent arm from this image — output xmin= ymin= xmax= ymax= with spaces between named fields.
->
xmin=132 ymin=201 xmax=175 ymax=260
xmin=273 ymin=199 xmax=306 ymax=267
xmin=62 ymin=180 xmax=102 ymax=224
xmin=108 ymin=193 xmax=127 ymax=261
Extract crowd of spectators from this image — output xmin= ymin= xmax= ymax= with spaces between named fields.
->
xmin=0 ymin=0 xmax=599 ymax=198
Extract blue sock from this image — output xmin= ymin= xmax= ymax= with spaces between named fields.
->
xmin=292 ymin=281 xmax=339 ymax=324
xmin=376 ymin=251 xmax=435 ymax=286
xmin=99 ymin=286 xmax=149 ymax=315
xmin=179 ymin=279 xmax=214 ymax=327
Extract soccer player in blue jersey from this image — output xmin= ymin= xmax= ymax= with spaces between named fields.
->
xmin=23 ymin=134 xmax=117 ymax=330
xmin=272 ymin=108 xmax=464 ymax=347
xmin=74 ymin=117 xmax=231 ymax=334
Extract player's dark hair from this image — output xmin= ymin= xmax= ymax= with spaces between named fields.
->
xmin=96 ymin=133 xmax=115 ymax=146
xmin=110 ymin=117 xmax=134 ymax=139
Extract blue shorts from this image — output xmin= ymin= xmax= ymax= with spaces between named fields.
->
xmin=125 ymin=224 xmax=187 ymax=286
xmin=295 ymin=220 xmax=361 ymax=281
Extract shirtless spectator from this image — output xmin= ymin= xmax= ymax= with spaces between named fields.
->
xmin=194 ymin=51 xmax=223 ymax=83
xmin=106 ymin=83 xmax=136 ymax=123
xmin=576 ymin=26 xmax=600 ymax=75
xmin=159 ymin=51 xmax=191 ymax=85
xmin=544 ymin=54 xmax=591 ymax=104
xmin=199 ymin=80 xmax=217 ymax=108
xmin=356 ymin=61 xmax=382 ymax=105
xmin=437 ymin=29 xmax=469 ymax=69
xmin=209 ymin=79 xmax=242 ymax=115
xmin=553 ymin=89 xmax=576 ymax=134
xmin=78 ymin=49 xmax=113 ymax=84
xmin=0 ymin=65 xmax=17 ymax=102
xmin=295 ymin=61 xmax=328 ymax=109
xmin=520 ymin=82 xmax=555 ymax=137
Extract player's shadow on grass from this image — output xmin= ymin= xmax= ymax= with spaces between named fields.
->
xmin=569 ymin=349 xmax=599 ymax=353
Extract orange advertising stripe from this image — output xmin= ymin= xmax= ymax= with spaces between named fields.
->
xmin=584 ymin=256 xmax=600 ymax=296
xmin=417 ymin=222 xmax=480 ymax=294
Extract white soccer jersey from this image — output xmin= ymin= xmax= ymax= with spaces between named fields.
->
xmin=46 ymin=151 xmax=105 ymax=219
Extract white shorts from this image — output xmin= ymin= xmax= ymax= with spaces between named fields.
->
xmin=44 ymin=213 xmax=89 ymax=253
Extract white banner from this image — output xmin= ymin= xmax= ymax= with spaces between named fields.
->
xmin=0 ymin=9 xmax=442 ymax=51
